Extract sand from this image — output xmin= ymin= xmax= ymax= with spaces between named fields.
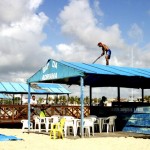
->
xmin=0 ymin=128 xmax=150 ymax=150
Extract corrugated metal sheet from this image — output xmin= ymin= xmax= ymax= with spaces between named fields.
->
xmin=61 ymin=61 xmax=150 ymax=77
xmin=0 ymin=93 xmax=11 ymax=99
xmin=0 ymin=82 xmax=71 ymax=94
xmin=27 ymin=59 xmax=150 ymax=89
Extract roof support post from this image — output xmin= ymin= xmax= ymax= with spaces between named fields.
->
xmin=141 ymin=88 xmax=144 ymax=103
xmin=80 ymin=76 xmax=84 ymax=138
xmin=89 ymin=86 xmax=92 ymax=114
xmin=12 ymin=94 xmax=14 ymax=104
xmin=28 ymin=83 xmax=31 ymax=132
xmin=46 ymin=94 xmax=48 ymax=104
xmin=67 ymin=94 xmax=69 ymax=105
xmin=21 ymin=94 xmax=23 ymax=105
xmin=117 ymin=87 xmax=120 ymax=103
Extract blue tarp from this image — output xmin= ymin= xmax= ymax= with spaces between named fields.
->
xmin=0 ymin=134 xmax=23 ymax=141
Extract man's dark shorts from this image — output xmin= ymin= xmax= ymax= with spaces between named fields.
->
xmin=106 ymin=49 xmax=111 ymax=59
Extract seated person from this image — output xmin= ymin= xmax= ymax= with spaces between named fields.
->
xmin=40 ymin=109 xmax=46 ymax=117
xmin=99 ymin=96 xmax=107 ymax=107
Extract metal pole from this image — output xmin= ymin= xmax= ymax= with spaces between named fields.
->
xmin=21 ymin=94 xmax=23 ymax=105
xmin=13 ymin=94 xmax=14 ymax=104
xmin=46 ymin=94 xmax=48 ymax=104
xmin=67 ymin=94 xmax=69 ymax=105
xmin=89 ymin=86 xmax=92 ymax=114
xmin=80 ymin=76 xmax=84 ymax=138
xmin=28 ymin=83 xmax=31 ymax=132
xmin=131 ymin=48 xmax=134 ymax=101
xmin=117 ymin=87 xmax=120 ymax=103
xmin=117 ymin=87 xmax=121 ymax=109
xmin=141 ymin=88 xmax=144 ymax=103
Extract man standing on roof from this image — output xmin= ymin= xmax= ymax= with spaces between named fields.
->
xmin=97 ymin=42 xmax=111 ymax=65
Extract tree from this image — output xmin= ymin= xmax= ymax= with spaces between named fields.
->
xmin=84 ymin=96 xmax=90 ymax=105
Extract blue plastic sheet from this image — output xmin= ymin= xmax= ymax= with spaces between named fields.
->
xmin=0 ymin=134 xmax=23 ymax=141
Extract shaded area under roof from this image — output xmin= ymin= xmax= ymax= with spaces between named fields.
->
xmin=0 ymin=82 xmax=71 ymax=94
xmin=27 ymin=59 xmax=150 ymax=89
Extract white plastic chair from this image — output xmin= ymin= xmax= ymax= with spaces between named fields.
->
xmin=46 ymin=115 xmax=60 ymax=132
xmin=77 ymin=118 xmax=94 ymax=137
xmin=51 ymin=115 xmax=60 ymax=123
xmin=85 ymin=115 xmax=98 ymax=131
xmin=62 ymin=116 xmax=76 ymax=137
xmin=84 ymin=118 xmax=95 ymax=136
xmin=103 ymin=116 xmax=117 ymax=133
xmin=21 ymin=119 xmax=33 ymax=133
xmin=33 ymin=115 xmax=46 ymax=132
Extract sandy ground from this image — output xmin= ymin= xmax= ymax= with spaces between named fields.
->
xmin=0 ymin=128 xmax=150 ymax=150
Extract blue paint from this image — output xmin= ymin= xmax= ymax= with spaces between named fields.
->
xmin=121 ymin=106 xmax=150 ymax=134
xmin=80 ymin=76 xmax=84 ymax=138
xmin=91 ymin=106 xmax=150 ymax=134
xmin=123 ymin=126 xmax=150 ymax=134
xmin=28 ymin=83 xmax=31 ymax=132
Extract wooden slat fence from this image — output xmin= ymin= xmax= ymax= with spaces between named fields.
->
xmin=0 ymin=105 xmax=90 ymax=123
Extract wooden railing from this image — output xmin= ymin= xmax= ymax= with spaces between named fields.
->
xmin=1 ymin=103 xmax=150 ymax=134
xmin=0 ymin=105 xmax=90 ymax=123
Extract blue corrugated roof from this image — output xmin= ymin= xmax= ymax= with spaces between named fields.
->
xmin=36 ymin=83 xmax=71 ymax=94
xmin=0 ymin=82 xmax=71 ymax=94
xmin=27 ymin=59 xmax=150 ymax=89
xmin=0 ymin=94 xmax=11 ymax=99
xmin=61 ymin=61 xmax=150 ymax=77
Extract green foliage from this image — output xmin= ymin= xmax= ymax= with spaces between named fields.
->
xmin=2 ymin=95 xmax=150 ymax=105
xmin=144 ymin=95 xmax=150 ymax=103
xmin=53 ymin=96 xmax=59 ymax=104
xmin=38 ymin=97 xmax=43 ymax=104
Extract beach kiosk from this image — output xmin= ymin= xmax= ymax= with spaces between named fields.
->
xmin=27 ymin=59 xmax=150 ymax=136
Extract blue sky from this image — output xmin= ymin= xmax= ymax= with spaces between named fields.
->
xmin=0 ymin=0 xmax=150 ymax=98
xmin=38 ymin=0 xmax=150 ymax=47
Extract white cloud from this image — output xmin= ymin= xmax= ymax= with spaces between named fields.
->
xmin=58 ymin=0 xmax=127 ymax=64
xmin=0 ymin=0 xmax=51 ymax=82
xmin=59 ymin=0 xmax=125 ymax=47
xmin=28 ymin=0 xmax=43 ymax=10
xmin=128 ymin=23 xmax=143 ymax=42
xmin=93 ymin=0 xmax=104 ymax=17
xmin=0 ymin=0 xmax=149 ymax=98
xmin=56 ymin=43 xmax=94 ymax=62
xmin=56 ymin=0 xmax=150 ymax=98
xmin=0 ymin=0 xmax=42 ymax=24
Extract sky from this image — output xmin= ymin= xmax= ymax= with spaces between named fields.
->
xmin=0 ymin=0 xmax=150 ymax=99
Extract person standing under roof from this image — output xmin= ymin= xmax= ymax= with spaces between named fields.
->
xmin=30 ymin=95 xmax=37 ymax=113
xmin=30 ymin=95 xmax=37 ymax=105
xmin=97 ymin=42 xmax=111 ymax=65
